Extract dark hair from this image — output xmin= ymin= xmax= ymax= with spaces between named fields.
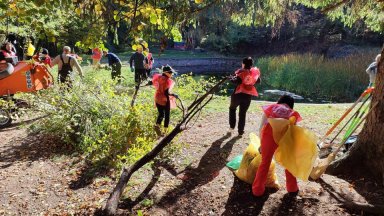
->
xmin=162 ymin=65 xmax=175 ymax=73
xmin=242 ymin=57 xmax=253 ymax=69
xmin=277 ymin=95 xmax=294 ymax=109
xmin=41 ymin=48 xmax=48 ymax=55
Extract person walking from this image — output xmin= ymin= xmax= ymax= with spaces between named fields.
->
xmin=51 ymin=46 xmax=83 ymax=85
xmin=366 ymin=54 xmax=381 ymax=87
xmin=103 ymin=50 xmax=122 ymax=83
xmin=228 ymin=57 xmax=261 ymax=136
xmin=129 ymin=45 xmax=146 ymax=88
xmin=252 ymin=95 xmax=302 ymax=197
xmin=152 ymin=65 xmax=178 ymax=136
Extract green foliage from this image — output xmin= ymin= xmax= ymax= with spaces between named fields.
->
xmin=296 ymin=0 xmax=384 ymax=32
xmin=256 ymin=52 xmax=375 ymax=102
xmin=22 ymin=67 xmax=216 ymax=169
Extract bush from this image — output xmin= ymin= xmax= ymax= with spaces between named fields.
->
xmin=24 ymin=68 xmax=217 ymax=169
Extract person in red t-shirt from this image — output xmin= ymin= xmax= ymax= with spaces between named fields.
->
xmin=252 ymin=95 xmax=302 ymax=197
xmin=92 ymin=47 xmax=102 ymax=67
xmin=33 ymin=48 xmax=52 ymax=67
xmin=152 ymin=65 xmax=178 ymax=135
xmin=228 ymin=57 xmax=261 ymax=136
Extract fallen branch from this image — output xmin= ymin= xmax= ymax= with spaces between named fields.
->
xmin=103 ymin=77 xmax=227 ymax=215
xmin=130 ymin=85 xmax=140 ymax=107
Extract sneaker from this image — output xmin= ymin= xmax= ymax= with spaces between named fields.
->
xmin=238 ymin=131 xmax=244 ymax=137
xmin=227 ymin=128 xmax=235 ymax=135
xmin=154 ymin=125 xmax=162 ymax=136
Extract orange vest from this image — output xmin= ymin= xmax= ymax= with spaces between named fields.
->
xmin=152 ymin=74 xmax=176 ymax=108
xmin=235 ymin=67 xmax=260 ymax=96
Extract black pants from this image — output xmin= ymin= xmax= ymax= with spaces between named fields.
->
xmin=58 ymin=72 xmax=72 ymax=88
xmin=135 ymin=69 xmax=147 ymax=85
xmin=229 ymin=93 xmax=252 ymax=134
xmin=111 ymin=62 xmax=122 ymax=83
xmin=156 ymin=101 xmax=170 ymax=128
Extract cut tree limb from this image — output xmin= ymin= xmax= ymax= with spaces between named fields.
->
xmin=103 ymin=77 xmax=227 ymax=215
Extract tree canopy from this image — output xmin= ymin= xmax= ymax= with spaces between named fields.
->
xmin=0 ymin=0 xmax=382 ymax=49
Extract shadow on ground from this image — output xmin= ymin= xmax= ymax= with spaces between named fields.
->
xmin=122 ymin=134 xmax=240 ymax=214
xmin=0 ymin=131 xmax=74 ymax=169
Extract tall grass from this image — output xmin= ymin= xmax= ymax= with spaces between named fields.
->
xmin=257 ymin=52 xmax=377 ymax=102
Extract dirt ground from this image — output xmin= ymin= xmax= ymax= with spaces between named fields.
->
xmin=1 ymin=112 xmax=383 ymax=215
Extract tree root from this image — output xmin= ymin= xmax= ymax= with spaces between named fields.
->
xmin=319 ymin=178 xmax=384 ymax=215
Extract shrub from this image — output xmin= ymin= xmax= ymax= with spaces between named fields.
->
xmin=256 ymin=52 xmax=375 ymax=102
xmin=24 ymin=68 xmax=217 ymax=169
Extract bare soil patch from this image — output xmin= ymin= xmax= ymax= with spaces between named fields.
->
xmin=1 ymin=111 xmax=383 ymax=215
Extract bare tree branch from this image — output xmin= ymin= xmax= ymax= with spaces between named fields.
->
xmin=103 ymin=77 xmax=227 ymax=215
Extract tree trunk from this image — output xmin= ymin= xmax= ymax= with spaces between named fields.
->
xmin=328 ymin=48 xmax=384 ymax=184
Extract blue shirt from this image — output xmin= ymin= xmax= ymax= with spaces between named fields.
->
xmin=106 ymin=53 xmax=121 ymax=65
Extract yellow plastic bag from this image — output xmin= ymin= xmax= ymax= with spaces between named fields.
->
xmin=235 ymin=133 xmax=280 ymax=188
xmin=269 ymin=117 xmax=318 ymax=181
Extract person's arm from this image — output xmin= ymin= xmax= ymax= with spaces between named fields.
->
xmin=71 ymin=58 xmax=84 ymax=77
xmin=106 ymin=54 xmax=112 ymax=66
xmin=366 ymin=62 xmax=376 ymax=74
xmin=129 ymin=53 xmax=134 ymax=68
xmin=50 ymin=55 xmax=60 ymax=67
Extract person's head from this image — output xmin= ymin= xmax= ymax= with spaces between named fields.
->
xmin=103 ymin=50 xmax=108 ymax=56
xmin=162 ymin=65 xmax=175 ymax=77
xmin=277 ymin=95 xmax=295 ymax=109
xmin=63 ymin=46 xmax=71 ymax=54
xmin=375 ymin=54 xmax=381 ymax=63
xmin=137 ymin=45 xmax=143 ymax=53
xmin=41 ymin=48 xmax=49 ymax=56
xmin=5 ymin=42 xmax=12 ymax=52
xmin=242 ymin=57 xmax=253 ymax=69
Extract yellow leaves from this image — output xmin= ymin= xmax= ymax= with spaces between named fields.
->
xmin=75 ymin=8 xmax=81 ymax=15
xmin=95 ymin=4 xmax=102 ymax=12
xmin=195 ymin=0 xmax=204 ymax=3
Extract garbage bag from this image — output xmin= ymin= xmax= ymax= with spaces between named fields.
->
xmin=235 ymin=133 xmax=279 ymax=188
xmin=226 ymin=155 xmax=243 ymax=170
xmin=269 ymin=117 xmax=318 ymax=181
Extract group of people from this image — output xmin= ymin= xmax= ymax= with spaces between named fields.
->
xmin=153 ymin=53 xmax=381 ymax=197
xmin=2 ymin=39 xmax=381 ymax=197
xmin=90 ymin=45 xmax=154 ymax=86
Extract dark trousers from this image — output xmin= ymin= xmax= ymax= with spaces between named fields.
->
xmin=229 ymin=93 xmax=252 ymax=133
xmin=58 ymin=72 xmax=72 ymax=88
xmin=156 ymin=101 xmax=170 ymax=128
xmin=111 ymin=62 xmax=122 ymax=83
xmin=135 ymin=69 xmax=147 ymax=85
